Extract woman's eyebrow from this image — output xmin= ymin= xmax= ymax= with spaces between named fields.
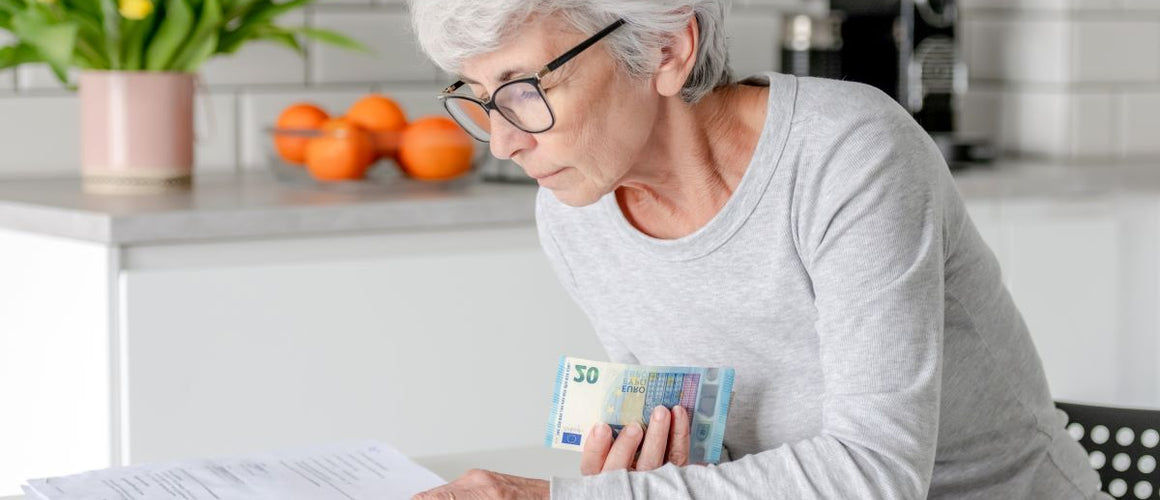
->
xmin=495 ymin=69 xmax=532 ymax=82
xmin=459 ymin=67 xmax=537 ymax=85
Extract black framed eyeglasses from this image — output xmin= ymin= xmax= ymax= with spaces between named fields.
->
xmin=437 ymin=18 xmax=627 ymax=142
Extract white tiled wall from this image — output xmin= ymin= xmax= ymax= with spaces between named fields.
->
xmin=0 ymin=95 xmax=80 ymax=175
xmin=0 ymin=2 xmax=794 ymax=177
xmin=962 ymin=17 xmax=1071 ymax=84
xmin=17 ymin=66 xmax=79 ymax=91
xmin=725 ymin=11 xmax=782 ymax=78
xmin=195 ymin=93 xmax=239 ymax=172
xmin=308 ymin=11 xmax=439 ymax=84
xmin=1070 ymin=19 xmax=1160 ymax=83
xmin=199 ymin=12 xmax=308 ymax=87
xmin=960 ymin=3 xmax=1160 ymax=160
xmin=1119 ymin=91 xmax=1160 ymax=158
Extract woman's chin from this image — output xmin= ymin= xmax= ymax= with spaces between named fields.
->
xmin=549 ymin=186 xmax=603 ymax=208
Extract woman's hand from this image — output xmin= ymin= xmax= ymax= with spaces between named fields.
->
xmin=411 ymin=469 xmax=548 ymax=500
xmin=580 ymin=404 xmax=691 ymax=475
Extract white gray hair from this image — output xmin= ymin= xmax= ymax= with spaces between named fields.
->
xmin=408 ymin=0 xmax=734 ymax=103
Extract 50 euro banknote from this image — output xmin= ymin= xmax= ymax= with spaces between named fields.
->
xmin=545 ymin=356 xmax=735 ymax=464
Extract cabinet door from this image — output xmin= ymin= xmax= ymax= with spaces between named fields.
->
xmin=0 ymin=228 xmax=112 ymax=497
xmin=120 ymin=225 xmax=606 ymax=465
xmin=1001 ymin=199 xmax=1123 ymax=406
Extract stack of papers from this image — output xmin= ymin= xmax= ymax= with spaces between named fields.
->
xmin=22 ymin=441 xmax=445 ymax=500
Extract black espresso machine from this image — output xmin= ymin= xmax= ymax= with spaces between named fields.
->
xmin=784 ymin=0 xmax=995 ymax=169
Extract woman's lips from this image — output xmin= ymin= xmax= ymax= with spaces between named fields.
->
xmin=531 ymin=168 xmax=565 ymax=180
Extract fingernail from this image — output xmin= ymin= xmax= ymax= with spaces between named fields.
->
xmin=625 ymin=423 xmax=642 ymax=436
xmin=675 ymin=405 xmax=686 ymax=418
xmin=653 ymin=406 xmax=667 ymax=420
xmin=593 ymin=423 xmax=609 ymax=438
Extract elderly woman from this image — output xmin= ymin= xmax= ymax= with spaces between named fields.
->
xmin=408 ymin=1 xmax=1105 ymax=499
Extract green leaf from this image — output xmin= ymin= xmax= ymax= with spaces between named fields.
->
xmin=98 ymin=0 xmax=120 ymax=68
xmin=68 ymin=10 xmax=105 ymax=41
xmin=291 ymin=26 xmax=368 ymax=53
xmin=120 ymin=14 xmax=154 ymax=69
xmin=217 ymin=0 xmax=311 ymax=53
xmin=0 ymin=0 xmax=24 ymax=15
xmin=252 ymin=24 xmax=301 ymax=55
xmin=243 ymin=0 xmax=312 ymax=25
xmin=0 ymin=42 xmax=42 ymax=70
xmin=10 ymin=10 xmax=78 ymax=81
xmin=59 ymin=0 xmax=111 ymax=68
xmin=217 ymin=0 xmax=242 ymax=18
xmin=221 ymin=0 xmax=259 ymax=22
xmin=143 ymin=0 xmax=193 ymax=70
xmin=0 ymin=0 xmax=22 ymax=15
xmin=169 ymin=0 xmax=219 ymax=71
xmin=61 ymin=0 xmax=103 ymax=25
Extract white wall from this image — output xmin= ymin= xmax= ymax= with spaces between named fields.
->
xmin=959 ymin=0 xmax=1160 ymax=160
xmin=0 ymin=1 xmax=806 ymax=178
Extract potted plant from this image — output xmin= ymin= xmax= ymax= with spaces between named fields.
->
xmin=0 ymin=0 xmax=364 ymax=193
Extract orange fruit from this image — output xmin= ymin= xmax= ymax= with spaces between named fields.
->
xmin=304 ymin=118 xmax=377 ymax=181
xmin=345 ymin=94 xmax=408 ymax=160
xmin=274 ymin=103 xmax=329 ymax=165
xmin=397 ymin=116 xmax=475 ymax=181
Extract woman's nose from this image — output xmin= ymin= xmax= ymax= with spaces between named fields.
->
xmin=488 ymin=112 xmax=535 ymax=160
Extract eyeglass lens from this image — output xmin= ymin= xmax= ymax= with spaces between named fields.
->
xmin=444 ymin=80 xmax=554 ymax=141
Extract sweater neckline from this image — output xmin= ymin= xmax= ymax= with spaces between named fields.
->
xmin=601 ymin=72 xmax=798 ymax=262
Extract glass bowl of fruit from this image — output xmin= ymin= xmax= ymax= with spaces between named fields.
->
xmin=266 ymin=95 xmax=484 ymax=186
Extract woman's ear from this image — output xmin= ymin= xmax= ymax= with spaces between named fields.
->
xmin=655 ymin=14 xmax=700 ymax=98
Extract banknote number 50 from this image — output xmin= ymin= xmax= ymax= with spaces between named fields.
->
xmin=573 ymin=365 xmax=600 ymax=384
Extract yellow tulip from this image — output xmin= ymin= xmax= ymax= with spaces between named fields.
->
xmin=119 ymin=0 xmax=153 ymax=20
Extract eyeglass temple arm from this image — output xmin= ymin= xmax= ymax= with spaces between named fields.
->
xmin=443 ymin=18 xmax=626 ymax=91
xmin=442 ymin=81 xmax=465 ymax=94
xmin=541 ymin=18 xmax=627 ymax=75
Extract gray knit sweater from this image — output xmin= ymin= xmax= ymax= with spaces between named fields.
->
xmin=538 ymin=72 xmax=1106 ymax=499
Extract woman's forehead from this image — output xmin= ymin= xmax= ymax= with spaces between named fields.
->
xmin=459 ymin=15 xmax=584 ymax=86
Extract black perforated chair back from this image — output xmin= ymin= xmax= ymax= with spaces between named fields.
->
xmin=1057 ymin=401 xmax=1160 ymax=499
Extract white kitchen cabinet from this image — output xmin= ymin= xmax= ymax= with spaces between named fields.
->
xmin=0 ymin=224 xmax=604 ymax=497
xmin=1000 ymin=196 xmax=1160 ymax=408
xmin=1002 ymin=198 xmax=1122 ymax=405
xmin=0 ymin=228 xmax=113 ymax=497
xmin=119 ymin=227 xmax=605 ymax=465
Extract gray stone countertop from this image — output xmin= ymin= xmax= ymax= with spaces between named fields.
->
xmin=0 ymin=171 xmax=539 ymax=245
xmin=0 ymin=159 xmax=1158 ymax=245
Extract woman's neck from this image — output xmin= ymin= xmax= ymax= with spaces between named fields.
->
xmin=616 ymin=83 xmax=768 ymax=239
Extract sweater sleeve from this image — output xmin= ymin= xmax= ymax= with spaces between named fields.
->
xmin=550 ymin=96 xmax=947 ymax=499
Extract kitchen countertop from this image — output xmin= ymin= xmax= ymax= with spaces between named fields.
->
xmin=0 ymin=159 xmax=1158 ymax=246
xmin=0 ymin=172 xmax=538 ymax=245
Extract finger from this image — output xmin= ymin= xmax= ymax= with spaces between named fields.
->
xmin=668 ymin=404 xmax=691 ymax=466
xmin=580 ymin=422 xmax=613 ymax=476
xmin=634 ymin=406 xmax=672 ymax=470
xmin=602 ymin=422 xmax=645 ymax=473
xmin=410 ymin=485 xmax=446 ymax=500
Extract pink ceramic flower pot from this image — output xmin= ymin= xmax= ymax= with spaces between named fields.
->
xmin=80 ymin=71 xmax=195 ymax=194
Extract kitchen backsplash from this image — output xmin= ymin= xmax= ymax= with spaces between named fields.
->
xmin=959 ymin=0 xmax=1160 ymax=161
xmin=0 ymin=0 xmax=810 ymax=178
xmin=2 ymin=0 xmax=1153 ymax=178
